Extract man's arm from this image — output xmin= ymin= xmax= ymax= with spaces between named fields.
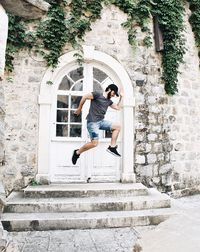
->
xmin=74 ymin=93 xmax=93 ymax=115
xmin=110 ymin=93 xmax=124 ymax=110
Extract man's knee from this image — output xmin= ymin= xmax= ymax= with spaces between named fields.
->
xmin=112 ymin=124 xmax=121 ymax=131
xmin=91 ymin=140 xmax=99 ymax=147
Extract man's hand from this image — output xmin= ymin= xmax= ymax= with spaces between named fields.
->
xmin=119 ymin=91 xmax=124 ymax=97
xmin=74 ymin=108 xmax=81 ymax=116
xmin=119 ymin=87 xmax=124 ymax=97
xmin=74 ymin=93 xmax=93 ymax=116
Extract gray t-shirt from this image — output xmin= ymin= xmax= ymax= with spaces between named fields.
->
xmin=86 ymin=92 xmax=113 ymax=122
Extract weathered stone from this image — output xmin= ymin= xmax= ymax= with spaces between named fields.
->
xmin=146 ymin=154 xmax=157 ymax=164
xmin=16 ymin=153 xmax=27 ymax=164
xmin=174 ymin=143 xmax=183 ymax=151
xmin=0 ymin=0 xmax=50 ymax=19
xmin=140 ymin=165 xmax=153 ymax=177
xmin=160 ymin=164 xmax=173 ymax=175
xmin=135 ymin=155 xmax=146 ymax=164
xmin=147 ymin=134 xmax=157 ymax=141
xmin=152 ymin=177 xmax=161 ymax=184
xmin=148 ymin=96 xmax=157 ymax=104
xmin=28 ymin=76 xmax=41 ymax=82
xmin=21 ymin=166 xmax=35 ymax=176
xmin=152 ymin=143 xmax=163 ymax=153
xmin=135 ymin=132 xmax=146 ymax=142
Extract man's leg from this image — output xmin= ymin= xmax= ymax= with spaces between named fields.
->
xmin=72 ymin=121 xmax=100 ymax=165
xmin=77 ymin=140 xmax=98 ymax=155
xmin=72 ymin=140 xmax=98 ymax=165
xmin=111 ymin=123 xmax=121 ymax=147
xmin=107 ymin=123 xmax=121 ymax=157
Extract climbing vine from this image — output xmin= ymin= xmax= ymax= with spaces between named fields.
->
xmin=188 ymin=0 xmax=200 ymax=61
xmin=5 ymin=14 xmax=34 ymax=72
xmin=5 ymin=0 xmax=189 ymax=95
xmin=151 ymin=0 xmax=186 ymax=95
xmin=36 ymin=0 xmax=68 ymax=67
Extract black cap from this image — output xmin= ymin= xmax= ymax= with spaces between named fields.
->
xmin=106 ymin=84 xmax=119 ymax=97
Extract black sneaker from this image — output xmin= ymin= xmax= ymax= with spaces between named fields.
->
xmin=72 ymin=149 xmax=80 ymax=165
xmin=107 ymin=145 xmax=121 ymax=157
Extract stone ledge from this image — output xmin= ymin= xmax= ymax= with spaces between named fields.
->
xmin=1 ymin=0 xmax=50 ymax=19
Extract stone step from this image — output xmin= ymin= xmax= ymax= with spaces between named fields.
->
xmin=5 ymin=189 xmax=170 ymax=213
xmin=23 ymin=183 xmax=148 ymax=198
xmin=1 ymin=208 xmax=172 ymax=232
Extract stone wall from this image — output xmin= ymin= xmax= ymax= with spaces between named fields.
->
xmin=167 ymin=6 xmax=200 ymax=196
xmin=1 ymin=4 xmax=200 ymax=195
xmin=133 ymin=4 xmax=200 ymax=195
xmin=2 ymin=51 xmax=46 ymax=193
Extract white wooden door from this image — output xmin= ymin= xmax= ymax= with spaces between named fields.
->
xmin=49 ymin=63 xmax=121 ymax=183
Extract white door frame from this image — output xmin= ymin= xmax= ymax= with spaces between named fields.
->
xmin=37 ymin=46 xmax=135 ymax=183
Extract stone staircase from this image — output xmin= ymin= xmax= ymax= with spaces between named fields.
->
xmin=1 ymin=183 xmax=172 ymax=231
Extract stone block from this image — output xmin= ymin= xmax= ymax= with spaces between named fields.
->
xmin=146 ymin=154 xmax=157 ymax=164
xmin=28 ymin=76 xmax=41 ymax=82
xmin=140 ymin=165 xmax=153 ymax=177
xmin=152 ymin=143 xmax=163 ymax=153
xmin=16 ymin=153 xmax=27 ymax=164
xmin=152 ymin=176 xmax=161 ymax=184
xmin=149 ymin=105 xmax=161 ymax=113
xmin=148 ymin=96 xmax=157 ymax=104
xmin=159 ymin=164 xmax=173 ymax=175
xmin=148 ymin=134 xmax=157 ymax=141
xmin=135 ymin=155 xmax=146 ymax=164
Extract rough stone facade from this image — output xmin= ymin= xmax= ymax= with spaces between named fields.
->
xmin=2 ymin=52 xmax=46 ymax=193
xmin=167 ymin=6 xmax=200 ymax=196
xmin=0 ymin=4 xmax=200 ymax=196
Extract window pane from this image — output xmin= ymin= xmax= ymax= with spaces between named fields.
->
xmin=93 ymin=80 xmax=103 ymax=92
xmin=93 ymin=67 xmax=108 ymax=82
xmin=68 ymin=67 xmax=83 ymax=82
xmin=57 ymin=110 xmax=68 ymax=122
xmin=58 ymin=76 xmax=73 ymax=90
xmin=71 ymin=80 xmax=83 ymax=91
xmin=70 ymin=125 xmax=81 ymax=137
xmin=56 ymin=124 xmax=68 ymax=137
xmin=70 ymin=111 xmax=81 ymax=123
xmin=71 ymin=95 xmax=81 ymax=109
xmin=57 ymin=95 xmax=68 ymax=108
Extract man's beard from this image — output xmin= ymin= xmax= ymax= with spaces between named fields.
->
xmin=107 ymin=91 xmax=112 ymax=99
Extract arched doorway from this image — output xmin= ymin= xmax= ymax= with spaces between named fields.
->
xmin=37 ymin=46 xmax=135 ymax=183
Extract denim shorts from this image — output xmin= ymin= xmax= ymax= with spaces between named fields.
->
xmin=87 ymin=120 xmax=112 ymax=140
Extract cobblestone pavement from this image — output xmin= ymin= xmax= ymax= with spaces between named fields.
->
xmin=7 ymin=227 xmax=139 ymax=252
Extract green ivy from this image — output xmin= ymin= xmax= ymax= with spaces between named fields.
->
xmin=5 ymin=0 xmax=188 ymax=95
xmin=36 ymin=0 xmax=67 ymax=67
xmin=188 ymin=0 xmax=200 ymax=60
xmin=151 ymin=0 xmax=186 ymax=95
xmin=5 ymin=14 xmax=34 ymax=72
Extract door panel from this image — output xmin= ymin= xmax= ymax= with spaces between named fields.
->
xmin=50 ymin=141 xmax=85 ymax=183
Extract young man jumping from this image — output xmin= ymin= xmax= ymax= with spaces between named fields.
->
xmin=72 ymin=84 xmax=123 ymax=165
